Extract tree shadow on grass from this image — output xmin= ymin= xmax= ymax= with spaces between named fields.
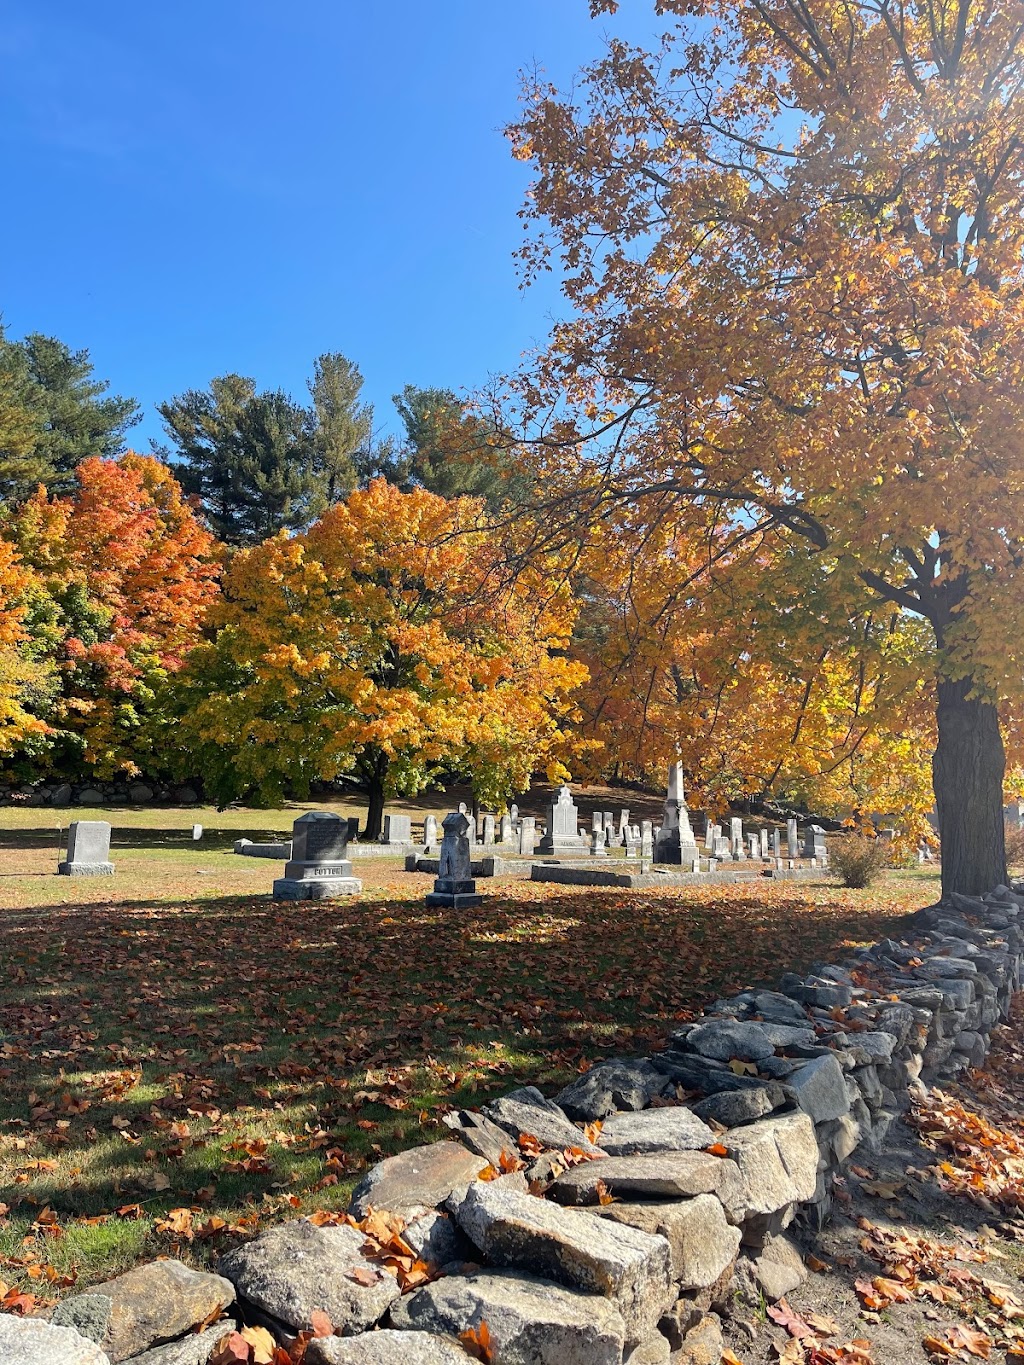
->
xmin=0 ymin=885 xmax=928 ymax=1273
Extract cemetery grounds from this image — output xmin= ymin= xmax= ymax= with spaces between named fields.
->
xmin=4 ymin=803 xmax=1024 ymax=1363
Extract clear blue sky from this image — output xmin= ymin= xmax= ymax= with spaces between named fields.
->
xmin=0 ymin=1 xmax=667 ymax=450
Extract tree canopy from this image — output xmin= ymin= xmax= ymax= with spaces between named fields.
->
xmin=507 ymin=0 xmax=1024 ymax=892
xmin=174 ymin=479 xmax=584 ymax=833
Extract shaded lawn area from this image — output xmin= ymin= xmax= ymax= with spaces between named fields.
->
xmin=0 ymin=867 xmax=938 ymax=1301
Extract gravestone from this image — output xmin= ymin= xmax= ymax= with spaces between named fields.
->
xmin=347 ymin=816 xmax=360 ymax=842
xmin=589 ymin=829 xmax=608 ymax=857
xmin=509 ymin=803 xmax=519 ymax=824
xmin=713 ymin=834 xmax=731 ymax=859
xmin=58 ymin=821 xmax=114 ymax=877
xmin=624 ymin=831 xmax=637 ymax=859
xmin=804 ymin=825 xmax=827 ymax=860
xmin=654 ymin=762 xmax=699 ymax=866
xmin=603 ymin=811 xmax=618 ymax=847
xmin=730 ymin=817 xmax=746 ymax=860
xmin=192 ymin=824 xmax=203 ymax=841
xmin=592 ymin=811 xmax=605 ymax=839
xmin=704 ymin=822 xmax=719 ymax=853
xmin=748 ymin=833 xmax=760 ymax=859
xmin=273 ymin=812 xmax=361 ymax=901
xmin=426 ymin=812 xmax=482 ymax=909
xmin=759 ymin=829 xmax=769 ymax=858
xmin=382 ymin=813 xmax=412 ymax=845
xmin=538 ymin=785 xmax=584 ymax=854
xmin=499 ymin=813 xmax=513 ymax=844
xmin=518 ymin=815 xmax=536 ymax=855
xmin=482 ymin=814 xmax=495 ymax=846
xmin=787 ymin=818 xmax=799 ymax=858
xmin=423 ymin=814 xmax=439 ymax=850
xmin=617 ymin=809 xmax=630 ymax=839
xmin=772 ymin=829 xmax=782 ymax=858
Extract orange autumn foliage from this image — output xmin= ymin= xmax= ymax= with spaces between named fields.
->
xmin=6 ymin=453 xmax=220 ymax=777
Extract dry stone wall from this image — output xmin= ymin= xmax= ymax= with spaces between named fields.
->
xmin=7 ymin=881 xmax=1023 ymax=1365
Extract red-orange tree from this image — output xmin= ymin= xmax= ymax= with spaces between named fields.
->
xmin=175 ymin=479 xmax=584 ymax=834
xmin=6 ymin=453 xmax=221 ymax=779
xmin=508 ymin=0 xmax=1024 ymax=893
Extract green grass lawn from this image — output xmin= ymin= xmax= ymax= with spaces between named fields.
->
xmin=0 ymin=820 xmax=940 ymax=1301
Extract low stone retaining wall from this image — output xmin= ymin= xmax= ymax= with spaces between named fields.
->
xmin=8 ymin=881 xmax=1023 ymax=1365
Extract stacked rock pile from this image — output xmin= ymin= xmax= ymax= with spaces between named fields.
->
xmin=5 ymin=882 xmax=1022 ymax=1364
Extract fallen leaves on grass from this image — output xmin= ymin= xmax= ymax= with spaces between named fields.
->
xmin=0 ymin=877 xmax=925 ymax=1294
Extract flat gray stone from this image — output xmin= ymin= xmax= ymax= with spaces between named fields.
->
xmin=745 ymin=1234 xmax=807 ymax=1302
xmin=850 ymin=1031 xmax=898 ymax=1063
xmin=51 ymin=1260 xmax=234 ymax=1362
xmin=723 ymin=1112 xmax=819 ymax=1218
xmin=555 ymin=1058 xmax=666 ymax=1122
xmin=306 ymin=1331 xmax=471 ymax=1363
xmin=482 ymin=1087 xmax=604 ymax=1155
xmin=595 ymin=1194 xmax=740 ymax=1289
xmin=549 ymin=1151 xmax=743 ymax=1210
xmin=597 ymin=1107 xmax=716 ymax=1156
xmin=685 ymin=1021 xmax=776 ymax=1063
xmin=453 ymin=1180 xmax=673 ymax=1343
xmin=349 ymin=1143 xmax=489 ymax=1217
xmin=127 ymin=1325 xmax=237 ymax=1365
xmin=786 ymin=1053 xmax=851 ymax=1122
xmin=218 ymin=1220 xmax=399 ymax=1334
xmin=389 ymin=1269 xmax=626 ymax=1364
xmin=755 ymin=1023 xmax=818 ymax=1049
xmin=0 ymin=1316 xmax=110 ymax=1365
xmin=441 ymin=1110 xmax=520 ymax=1166
xmin=691 ymin=1087 xmax=780 ymax=1129
xmin=915 ymin=956 xmax=978 ymax=978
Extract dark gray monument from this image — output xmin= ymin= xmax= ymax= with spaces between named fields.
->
xmin=58 ymin=821 xmax=114 ymax=877
xmin=426 ymin=812 xmax=482 ymax=909
xmin=273 ymin=812 xmax=362 ymax=901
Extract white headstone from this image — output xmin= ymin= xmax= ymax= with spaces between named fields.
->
xmin=59 ymin=821 xmax=114 ymax=877
xmin=787 ymin=818 xmax=799 ymax=858
xmin=730 ymin=817 xmax=746 ymax=860
xmin=538 ymin=785 xmax=584 ymax=853
xmin=518 ymin=816 xmax=536 ymax=856
xmin=482 ymin=814 xmax=495 ymax=846
xmin=423 ymin=814 xmax=439 ymax=849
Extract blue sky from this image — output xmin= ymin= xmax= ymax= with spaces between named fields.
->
xmin=0 ymin=1 xmax=667 ymax=450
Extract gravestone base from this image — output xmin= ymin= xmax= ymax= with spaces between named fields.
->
xmin=425 ymin=875 xmax=482 ymax=909
xmin=425 ymin=889 xmax=483 ymax=909
xmin=273 ymin=874 xmax=362 ymax=901
xmin=58 ymin=861 xmax=114 ymax=877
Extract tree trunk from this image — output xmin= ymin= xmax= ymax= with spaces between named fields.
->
xmin=361 ymin=749 xmax=390 ymax=841
xmin=933 ymin=677 xmax=1007 ymax=896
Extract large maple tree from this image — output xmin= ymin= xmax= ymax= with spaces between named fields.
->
xmin=176 ymin=479 xmax=584 ymax=834
xmin=507 ymin=0 xmax=1024 ymax=893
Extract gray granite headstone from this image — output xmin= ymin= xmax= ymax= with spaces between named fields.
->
xmin=58 ymin=821 xmax=114 ymax=877
xmin=499 ymin=813 xmax=513 ymax=844
xmin=426 ymin=812 xmax=482 ymax=908
xmin=382 ymin=813 xmax=412 ymax=844
xmin=787 ymin=817 xmax=799 ymax=858
xmin=272 ymin=812 xmax=361 ymax=901
xmin=803 ymin=825 xmax=827 ymax=859
xmin=482 ymin=813 xmax=495 ymax=846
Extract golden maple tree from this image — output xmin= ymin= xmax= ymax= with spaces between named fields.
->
xmin=506 ymin=0 xmax=1024 ymax=892
xmin=175 ymin=479 xmax=585 ymax=833
xmin=573 ymin=516 xmax=936 ymax=841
